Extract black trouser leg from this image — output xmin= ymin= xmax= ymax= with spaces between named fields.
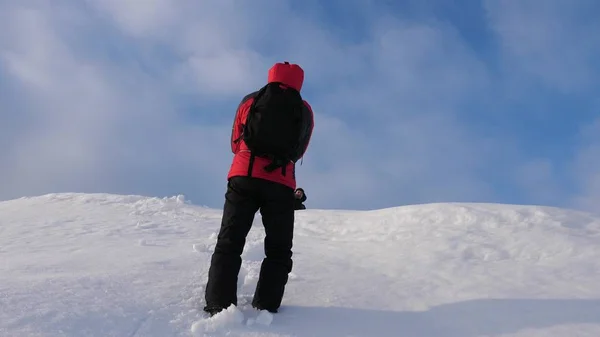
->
xmin=252 ymin=181 xmax=295 ymax=312
xmin=204 ymin=177 xmax=259 ymax=312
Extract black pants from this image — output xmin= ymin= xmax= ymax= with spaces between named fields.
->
xmin=204 ymin=176 xmax=295 ymax=313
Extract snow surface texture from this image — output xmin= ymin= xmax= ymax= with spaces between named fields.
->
xmin=1 ymin=193 xmax=600 ymax=337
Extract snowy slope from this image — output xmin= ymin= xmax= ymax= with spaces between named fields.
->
xmin=1 ymin=193 xmax=600 ymax=337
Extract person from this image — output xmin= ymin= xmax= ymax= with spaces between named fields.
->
xmin=294 ymin=188 xmax=307 ymax=210
xmin=203 ymin=61 xmax=315 ymax=316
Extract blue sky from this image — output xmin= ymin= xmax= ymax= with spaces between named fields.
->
xmin=1 ymin=0 xmax=600 ymax=212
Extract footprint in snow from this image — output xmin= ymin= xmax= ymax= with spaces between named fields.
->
xmin=189 ymin=304 xmax=273 ymax=335
xmin=192 ymin=243 xmax=212 ymax=253
xmin=136 ymin=221 xmax=159 ymax=229
xmin=138 ymin=239 xmax=168 ymax=247
xmin=246 ymin=310 xmax=273 ymax=326
xmin=192 ymin=233 xmax=219 ymax=253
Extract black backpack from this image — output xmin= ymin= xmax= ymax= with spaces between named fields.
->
xmin=238 ymin=82 xmax=305 ymax=175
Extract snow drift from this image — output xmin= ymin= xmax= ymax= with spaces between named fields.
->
xmin=1 ymin=193 xmax=599 ymax=337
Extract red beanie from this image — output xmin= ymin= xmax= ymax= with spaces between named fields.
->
xmin=267 ymin=62 xmax=304 ymax=92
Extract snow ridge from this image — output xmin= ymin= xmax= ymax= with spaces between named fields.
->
xmin=1 ymin=193 xmax=599 ymax=336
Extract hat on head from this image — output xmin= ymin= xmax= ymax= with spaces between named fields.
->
xmin=268 ymin=61 xmax=304 ymax=92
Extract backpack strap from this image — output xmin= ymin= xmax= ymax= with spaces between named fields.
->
xmin=246 ymin=154 xmax=288 ymax=177
xmin=235 ymin=84 xmax=271 ymax=145
xmin=247 ymin=152 xmax=256 ymax=177
xmin=263 ymin=157 xmax=288 ymax=176
xmin=242 ymin=85 xmax=268 ymax=178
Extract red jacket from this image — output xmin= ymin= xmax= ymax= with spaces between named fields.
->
xmin=227 ymin=62 xmax=314 ymax=189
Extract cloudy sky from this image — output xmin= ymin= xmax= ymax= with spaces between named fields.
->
xmin=1 ymin=0 xmax=599 ymax=212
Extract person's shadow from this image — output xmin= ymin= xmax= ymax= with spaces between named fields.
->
xmin=268 ymin=298 xmax=600 ymax=336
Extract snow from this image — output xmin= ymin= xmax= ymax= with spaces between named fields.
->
xmin=1 ymin=193 xmax=600 ymax=337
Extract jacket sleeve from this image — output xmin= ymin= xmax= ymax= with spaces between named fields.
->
xmin=230 ymin=107 xmax=242 ymax=154
xmin=230 ymin=93 xmax=256 ymax=154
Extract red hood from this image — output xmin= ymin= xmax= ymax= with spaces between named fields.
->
xmin=267 ymin=62 xmax=304 ymax=92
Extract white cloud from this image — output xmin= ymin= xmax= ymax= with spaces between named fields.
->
xmin=484 ymin=0 xmax=600 ymax=212
xmin=484 ymin=0 xmax=600 ymax=94
xmin=86 ymin=0 xmax=177 ymax=39
xmin=2 ymin=0 xmax=596 ymax=210
xmin=0 ymin=0 xmax=500 ymax=209
xmin=293 ymin=17 xmax=495 ymax=209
